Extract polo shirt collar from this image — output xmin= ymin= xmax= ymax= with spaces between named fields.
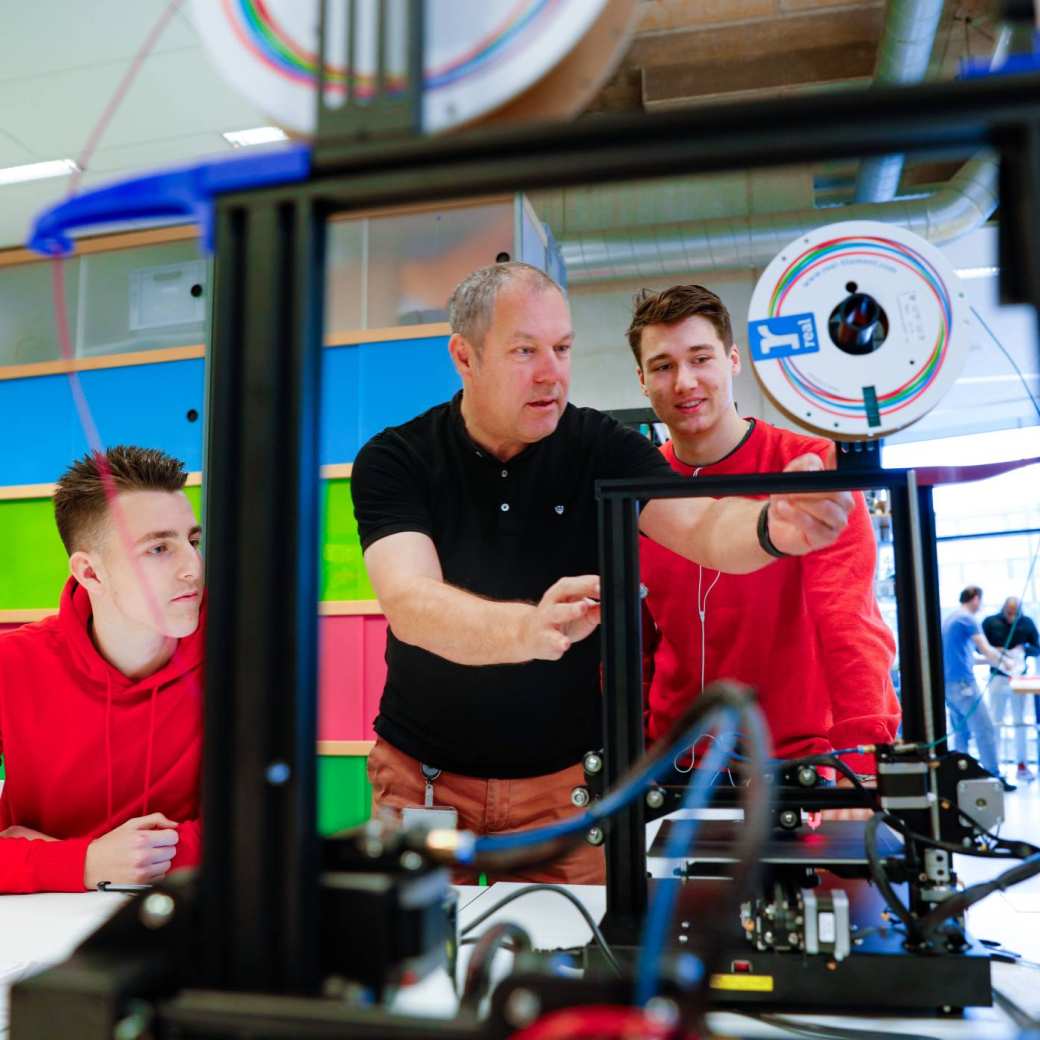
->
xmin=450 ymin=390 xmax=557 ymax=469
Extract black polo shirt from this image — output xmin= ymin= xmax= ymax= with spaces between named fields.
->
xmin=351 ymin=391 xmax=673 ymax=778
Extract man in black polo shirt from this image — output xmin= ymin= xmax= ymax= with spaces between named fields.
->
xmin=352 ymin=261 xmax=853 ymax=883
xmin=982 ymin=596 xmax=1040 ymax=782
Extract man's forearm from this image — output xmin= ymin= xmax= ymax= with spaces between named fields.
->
xmin=381 ymin=577 xmax=534 ymax=665
xmin=641 ymin=495 xmax=773 ymax=575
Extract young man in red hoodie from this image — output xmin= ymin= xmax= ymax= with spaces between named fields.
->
xmin=0 ymin=445 xmax=204 ymax=893
xmin=629 ymin=285 xmax=900 ymax=778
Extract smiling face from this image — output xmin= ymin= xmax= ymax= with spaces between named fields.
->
xmin=450 ymin=280 xmax=573 ymax=460
xmin=72 ymin=490 xmax=203 ymax=639
xmin=637 ymin=315 xmax=741 ymax=439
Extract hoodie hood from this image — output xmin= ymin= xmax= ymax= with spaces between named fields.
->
xmin=57 ymin=576 xmax=205 ymax=703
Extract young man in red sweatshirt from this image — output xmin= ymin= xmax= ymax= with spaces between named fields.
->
xmin=0 ymin=445 xmax=204 ymax=893
xmin=629 ymin=285 xmax=900 ymax=778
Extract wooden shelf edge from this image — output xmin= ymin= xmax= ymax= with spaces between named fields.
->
xmin=0 ymin=466 xmax=352 ymax=502
xmin=318 ymin=740 xmax=374 ymax=756
xmin=319 ymin=600 xmax=383 ymax=616
xmin=0 ymin=608 xmax=56 ymax=623
xmin=0 ymin=326 xmax=449 ymax=382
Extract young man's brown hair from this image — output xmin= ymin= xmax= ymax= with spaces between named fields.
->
xmin=626 ymin=284 xmax=735 ymax=367
xmin=53 ymin=445 xmax=188 ymax=555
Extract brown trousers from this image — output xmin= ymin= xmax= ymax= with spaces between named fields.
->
xmin=367 ymin=737 xmax=605 ymax=885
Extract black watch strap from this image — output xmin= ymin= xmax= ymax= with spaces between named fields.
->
xmin=757 ymin=502 xmax=789 ymax=559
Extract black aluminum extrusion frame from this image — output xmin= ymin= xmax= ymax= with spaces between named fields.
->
xmin=12 ymin=60 xmax=1040 ymax=1040
xmin=595 ymin=468 xmax=945 ymax=942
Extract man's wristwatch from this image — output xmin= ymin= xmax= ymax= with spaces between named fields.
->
xmin=757 ymin=502 xmax=789 ymax=559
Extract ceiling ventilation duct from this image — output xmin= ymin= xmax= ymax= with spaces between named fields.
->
xmin=561 ymin=153 xmax=997 ymax=284
xmin=853 ymin=0 xmax=945 ymax=204
xmin=561 ymin=1 xmax=1012 ymax=285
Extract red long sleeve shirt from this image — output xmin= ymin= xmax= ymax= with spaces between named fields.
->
xmin=0 ymin=578 xmax=203 ymax=893
xmin=640 ymin=420 xmax=900 ymax=775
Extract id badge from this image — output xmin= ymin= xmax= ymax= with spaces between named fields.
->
xmin=401 ymin=804 xmax=459 ymax=830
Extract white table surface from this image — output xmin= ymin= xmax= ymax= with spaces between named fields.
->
xmin=3 ymin=845 xmax=1039 ymax=1039
xmin=0 ymin=891 xmax=128 ymax=1034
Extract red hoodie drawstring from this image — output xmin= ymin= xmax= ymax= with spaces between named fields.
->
xmin=142 ymin=684 xmax=158 ymax=815
xmin=104 ymin=673 xmax=113 ymax=820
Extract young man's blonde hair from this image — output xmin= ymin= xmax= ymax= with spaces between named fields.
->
xmin=53 ymin=446 xmax=187 ymax=554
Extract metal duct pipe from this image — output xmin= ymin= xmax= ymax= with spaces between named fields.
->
xmin=854 ymin=0 xmax=945 ymax=203
xmin=561 ymin=152 xmax=997 ymax=284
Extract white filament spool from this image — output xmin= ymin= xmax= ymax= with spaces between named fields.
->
xmin=191 ymin=0 xmax=620 ymax=135
xmin=746 ymin=221 xmax=973 ymax=441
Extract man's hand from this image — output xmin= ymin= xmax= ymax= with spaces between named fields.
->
xmin=0 ymin=825 xmax=58 ymax=841
xmin=766 ymin=454 xmax=854 ymax=556
xmin=519 ymin=575 xmax=602 ymax=661
xmin=83 ymin=813 xmax=180 ymax=889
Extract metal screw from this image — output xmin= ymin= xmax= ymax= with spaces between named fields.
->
xmin=678 ymin=934 xmax=689 ymax=944
xmin=571 ymin=786 xmax=591 ymax=808
xmin=788 ymin=932 xmax=799 ymax=945
xmin=681 ymin=920 xmax=690 ymax=929
xmin=957 ymin=759 xmax=968 ymax=771
xmin=140 ymin=892 xmax=175 ymax=929
xmin=646 ymin=787 xmax=665 ymax=809
xmin=400 ymin=850 xmax=423 ymax=872
xmin=364 ymin=838 xmax=384 ymax=858
xmin=779 ymin=809 xmax=800 ymax=829
xmin=763 ymin=931 xmax=774 ymax=944
xmin=797 ymin=765 xmax=817 ymax=787
xmin=586 ymin=826 xmax=605 ymax=846
xmin=266 ymin=761 xmax=291 ymax=785
xmin=584 ymin=752 xmax=603 ymax=774
xmin=504 ymin=988 xmax=541 ymax=1028
xmin=975 ymin=798 xmax=987 ymax=808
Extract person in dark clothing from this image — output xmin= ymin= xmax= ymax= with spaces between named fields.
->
xmin=982 ymin=597 xmax=1040 ymax=782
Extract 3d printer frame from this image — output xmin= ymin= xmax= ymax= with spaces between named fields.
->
xmin=12 ymin=47 xmax=1040 ymax=1040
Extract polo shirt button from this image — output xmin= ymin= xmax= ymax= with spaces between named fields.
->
xmin=500 ymin=503 xmax=510 ymax=512
xmin=555 ymin=504 xmax=565 ymax=514
xmin=501 ymin=469 xmax=508 ymax=478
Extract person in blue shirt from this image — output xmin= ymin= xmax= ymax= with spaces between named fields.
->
xmin=941 ymin=585 xmax=1015 ymax=791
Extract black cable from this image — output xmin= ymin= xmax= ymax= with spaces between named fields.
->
xmin=864 ymin=812 xmax=919 ymax=941
xmin=993 ymin=983 xmax=1040 ymax=1034
xmin=459 ymin=883 xmax=622 ymax=977
xmin=784 ymin=752 xmax=873 ymax=798
xmin=876 ymin=809 xmax=1037 ymax=860
xmin=458 ymin=921 xmax=531 ymax=1015
xmin=972 ymin=304 xmax=1040 ymax=421
xmin=446 ymin=682 xmax=757 ymax=875
xmin=672 ymin=693 xmax=775 ymax=1033
xmin=916 ymin=851 xmax=1040 ymax=942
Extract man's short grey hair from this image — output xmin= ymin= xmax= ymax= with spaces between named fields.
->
xmin=447 ymin=262 xmax=563 ymax=351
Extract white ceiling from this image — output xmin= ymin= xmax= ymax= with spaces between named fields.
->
xmin=0 ymin=1 xmax=269 ymax=249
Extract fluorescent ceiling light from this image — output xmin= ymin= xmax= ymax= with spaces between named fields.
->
xmin=955 ymin=265 xmax=1000 ymax=279
xmin=222 ymin=126 xmax=289 ymax=148
xmin=0 ymin=158 xmax=79 ymax=187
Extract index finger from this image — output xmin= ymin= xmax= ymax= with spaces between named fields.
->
xmin=144 ymin=828 xmax=181 ymax=848
xmin=130 ymin=813 xmax=180 ymax=830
